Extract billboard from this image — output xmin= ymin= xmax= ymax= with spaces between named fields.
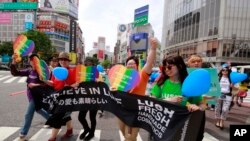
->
xmin=0 ymin=13 xmax=12 ymax=24
xmin=98 ymin=50 xmax=104 ymax=59
xmin=0 ymin=2 xmax=38 ymax=10
xmin=130 ymin=33 xmax=148 ymax=51
xmin=69 ymin=19 xmax=77 ymax=52
xmin=134 ymin=5 xmax=149 ymax=27
xmin=17 ymin=0 xmax=38 ymax=2
xmin=39 ymin=0 xmax=78 ymax=19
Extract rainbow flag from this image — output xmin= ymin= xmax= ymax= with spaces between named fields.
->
xmin=32 ymin=56 xmax=50 ymax=81
xmin=76 ymin=65 xmax=99 ymax=82
xmin=108 ymin=65 xmax=140 ymax=91
xmin=13 ymin=34 xmax=35 ymax=62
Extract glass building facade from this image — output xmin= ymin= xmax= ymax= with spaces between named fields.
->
xmin=162 ymin=0 xmax=250 ymax=66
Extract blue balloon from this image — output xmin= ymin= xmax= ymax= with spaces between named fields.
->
xmin=230 ymin=72 xmax=247 ymax=84
xmin=53 ymin=67 xmax=68 ymax=80
xmin=97 ymin=65 xmax=104 ymax=72
xmin=182 ymin=69 xmax=211 ymax=97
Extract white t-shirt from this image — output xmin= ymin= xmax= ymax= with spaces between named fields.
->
xmin=220 ymin=76 xmax=230 ymax=93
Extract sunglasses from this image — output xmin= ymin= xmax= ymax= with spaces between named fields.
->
xmin=59 ymin=58 xmax=69 ymax=61
xmin=165 ymin=64 xmax=174 ymax=70
xmin=222 ymin=69 xmax=228 ymax=72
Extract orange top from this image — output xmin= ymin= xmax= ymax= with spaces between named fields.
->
xmin=129 ymin=69 xmax=150 ymax=96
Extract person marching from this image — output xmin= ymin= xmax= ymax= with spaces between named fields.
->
xmin=118 ymin=37 xmax=157 ymax=141
xmin=78 ymin=57 xmax=99 ymax=140
xmin=44 ymin=52 xmax=78 ymax=141
xmin=10 ymin=54 xmax=50 ymax=141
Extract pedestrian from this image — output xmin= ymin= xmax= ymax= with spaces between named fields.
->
xmin=118 ymin=37 xmax=157 ymax=141
xmin=10 ymin=53 xmax=50 ymax=141
xmin=186 ymin=54 xmax=209 ymax=141
xmin=78 ymin=57 xmax=99 ymax=140
xmin=215 ymin=66 xmax=233 ymax=130
xmin=44 ymin=52 xmax=78 ymax=141
xmin=48 ymin=56 xmax=59 ymax=71
xmin=236 ymin=78 xmax=249 ymax=106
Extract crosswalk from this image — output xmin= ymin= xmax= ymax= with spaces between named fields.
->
xmin=0 ymin=75 xmax=26 ymax=83
xmin=0 ymin=126 xmax=219 ymax=141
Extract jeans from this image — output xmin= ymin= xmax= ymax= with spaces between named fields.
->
xmin=20 ymin=99 xmax=49 ymax=136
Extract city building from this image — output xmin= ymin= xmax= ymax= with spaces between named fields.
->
xmin=36 ymin=12 xmax=70 ymax=52
xmin=116 ymin=23 xmax=161 ymax=66
xmin=162 ymin=0 xmax=250 ymax=66
xmin=0 ymin=0 xmax=84 ymax=64
xmin=0 ymin=1 xmax=37 ymax=42
xmin=87 ymin=37 xmax=113 ymax=64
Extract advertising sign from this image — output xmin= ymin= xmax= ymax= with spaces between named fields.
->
xmin=134 ymin=15 xmax=148 ymax=27
xmin=130 ymin=33 xmax=148 ymax=51
xmin=39 ymin=0 xmax=78 ymax=19
xmin=24 ymin=22 xmax=33 ymax=31
xmin=25 ymin=13 xmax=33 ymax=22
xmin=134 ymin=5 xmax=149 ymax=27
xmin=18 ymin=0 xmax=38 ymax=2
xmin=37 ymin=20 xmax=52 ymax=28
xmin=98 ymin=49 xmax=104 ymax=59
xmin=0 ymin=13 xmax=12 ymax=24
xmin=0 ymin=2 xmax=38 ymax=10
xmin=69 ymin=19 xmax=76 ymax=52
xmin=187 ymin=68 xmax=220 ymax=105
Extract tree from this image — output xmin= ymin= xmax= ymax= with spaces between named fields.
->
xmin=23 ymin=30 xmax=56 ymax=61
xmin=101 ymin=59 xmax=111 ymax=69
xmin=92 ymin=57 xmax=99 ymax=65
xmin=0 ymin=42 xmax=13 ymax=55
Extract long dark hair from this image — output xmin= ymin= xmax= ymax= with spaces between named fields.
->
xmin=218 ymin=67 xmax=233 ymax=93
xmin=218 ymin=67 xmax=232 ymax=82
xmin=157 ymin=56 xmax=188 ymax=86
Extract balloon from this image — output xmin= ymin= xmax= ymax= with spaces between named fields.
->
xmin=53 ymin=67 xmax=68 ymax=80
xmin=97 ymin=65 xmax=104 ymax=72
xmin=182 ymin=69 xmax=211 ymax=97
xmin=150 ymin=72 xmax=160 ymax=82
xmin=230 ymin=72 xmax=248 ymax=84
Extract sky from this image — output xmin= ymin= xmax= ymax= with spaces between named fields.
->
xmin=78 ymin=0 xmax=164 ymax=53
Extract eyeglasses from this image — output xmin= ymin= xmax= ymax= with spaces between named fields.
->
xmin=165 ymin=64 xmax=174 ymax=70
xmin=222 ymin=69 xmax=228 ymax=72
xmin=59 ymin=58 xmax=69 ymax=61
xmin=127 ymin=62 xmax=136 ymax=66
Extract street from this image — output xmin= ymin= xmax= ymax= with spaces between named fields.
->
xmin=0 ymin=70 xmax=250 ymax=141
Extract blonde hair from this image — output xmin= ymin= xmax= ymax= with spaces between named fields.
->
xmin=187 ymin=55 xmax=203 ymax=65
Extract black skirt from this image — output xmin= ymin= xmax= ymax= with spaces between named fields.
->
xmin=46 ymin=112 xmax=71 ymax=129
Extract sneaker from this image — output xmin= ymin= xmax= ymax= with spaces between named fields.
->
xmin=98 ymin=112 xmax=104 ymax=118
xmin=84 ymin=132 xmax=94 ymax=140
xmin=79 ymin=130 xmax=89 ymax=140
xmin=18 ymin=136 xmax=27 ymax=141
xmin=61 ymin=128 xmax=73 ymax=139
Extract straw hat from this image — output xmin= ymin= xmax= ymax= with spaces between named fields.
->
xmin=58 ymin=52 xmax=71 ymax=61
